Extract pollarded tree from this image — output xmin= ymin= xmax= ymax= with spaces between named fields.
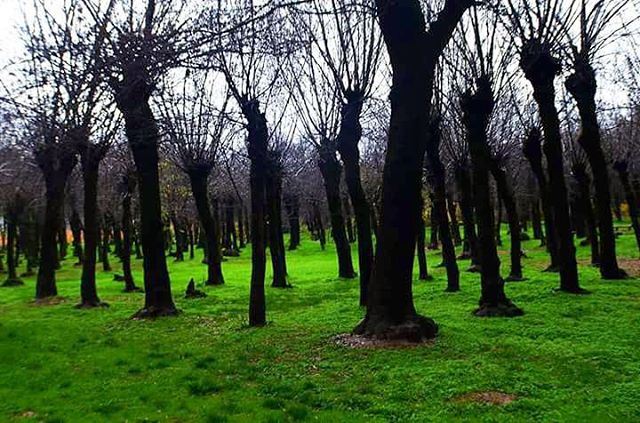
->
xmin=207 ymin=0 xmax=296 ymax=326
xmin=284 ymin=30 xmax=357 ymax=281
xmin=159 ymin=70 xmax=230 ymax=286
xmin=562 ymin=0 xmax=634 ymax=279
xmin=289 ymin=0 xmax=384 ymax=304
xmin=502 ymin=0 xmax=585 ymax=293
xmin=353 ymin=0 xmax=476 ymax=342
xmin=85 ymin=0 xmax=195 ymax=317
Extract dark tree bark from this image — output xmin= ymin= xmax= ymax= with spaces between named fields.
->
xmin=461 ymin=78 xmax=523 ymax=317
xmin=114 ymin=75 xmax=178 ymax=317
xmin=495 ymin=194 xmax=503 ymax=247
xmin=566 ymin=60 xmax=626 ymax=278
xmin=490 ymin=162 xmax=524 ymax=281
xmin=336 ymin=92 xmax=375 ymax=305
xmin=318 ymin=141 xmax=356 ymax=278
xmin=266 ymin=153 xmax=289 ymax=288
xmin=521 ymin=45 xmax=583 ymax=293
xmin=354 ymin=0 xmax=472 ymax=341
xmin=58 ymin=213 xmax=68 ymax=264
xmin=312 ymin=202 xmax=326 ymax=250
xmin=187 ymin=169 xmax=224 ymax=286
xmin=2 ymin=208 xmax=23 ymax=287
xmin=242 ymin=100 xmax=268 ymax=326
xmin=121 ymin=173 xmax=141 ymax=292
xmin=100 ymin=218 xmax=112 ymax=272
xmin=416 ymin=197 xmax=431 ymax=281
xmin=523 ymin=128 xmax=560 ymax=271
xmin=78 ymin=144 xmax=108 ymax=308
xmin=428 ymin=198 xmax=439 ymax=250
xmin=284 ymin=194 xmax=301 ymax=251
xmin=531 ymin=198 xmax=544 ymax=242
xmin=613 ymin=161 xmax=640 ymax=256
xmin=34 ymin=143 xmax=77 ymax=299
xmin=70 ymin=207 xmax=84 ymax=266
xmin=237 ymin=205 xmax=246 ymax=249
xmin=426 ymin=118 xmax=460 ymax=292
xmin=455 ymin=165 xmax=481 ymax=268
xmin=573 ymin=164 xmax=600 ymax=265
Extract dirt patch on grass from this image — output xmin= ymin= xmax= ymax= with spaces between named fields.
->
xmin=333 ymin=333 xmax=434 ymax=349
xmin=619 ymin=259 xmax=640 ymax=278
xmin=452 ymin=391 xmax=517 ymax=406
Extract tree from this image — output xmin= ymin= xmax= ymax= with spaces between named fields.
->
xmin=353 ymin=0 xmax=474 ymax=341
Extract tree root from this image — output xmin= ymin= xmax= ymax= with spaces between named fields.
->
xmin=74 ymin=301 xmax=109 ymax=309
xmin=353 ymin=313 xmax=438 ymax=343
xmin=131 ymin=306 xmax=181 ymax=319
xmin=506 ymin=275 xmax=527 ymax=282
xmin=2 ymin=278 xmax=24 ymax=287
xmin=474 ymin=301 xmax=524 ymax=317
xmin=601 ymin=268 xmax=629 ymax=280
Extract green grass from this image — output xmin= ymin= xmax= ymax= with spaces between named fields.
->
xmin=0 ymin=227 xmax=639 ymax=422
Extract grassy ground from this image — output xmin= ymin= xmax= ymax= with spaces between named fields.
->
xmin=0 ymin=226 xmax=639 ymax=422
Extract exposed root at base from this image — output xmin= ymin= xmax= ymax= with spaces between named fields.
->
xmin=131 ymin=306 xmax=181 ymax=319
xmin=74 ymin=301 xmax=110 ymax=309
xmin=474 ymin=302 xmax=524 ymax=317
xmin=2 ymin=278 xmax=24 ymax=287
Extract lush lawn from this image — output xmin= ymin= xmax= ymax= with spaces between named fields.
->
xmin=0 ymin=227 xmax=639 ymax=422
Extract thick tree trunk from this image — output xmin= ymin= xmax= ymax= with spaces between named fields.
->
xmin=312 ymin=202 xmax=326 ymax=250
xmin=426 ymin=119 xmax=460 ymax=292
xmin=117 ymin=88 xmax=178 ymax=317
xmin=78 ymin=147 xmax=107 ymax=308
xmin=354 ymin=0 xmax=472 ymax=341
xmin=567 ymin=62 xmax=625 ymax=278
xmin=614 ymin=162 xmax=640 ymax=256
xmin=462 ymin=79 xmax=523 ymax=317
xmin=243 ymin=101 xmax=268 ymax=326
xmin=490 ymin=162 xmax=524 ymax=281
xmin=318 ymin=142 xmax=356 ymax=279
xmin=523 ymin=128 xmax=560 ymax=271
xmin=337 ymin=94 xmax=375 ymax=305
xmin=121 ymin=173 xmax=141 ymax=292
xmin=35 ymin=146 xmax=76 ymax=300
xmin=266 ymin=155 xmax=289 ymax=288
xmin=523 ymin=61 xmax=582 ymax=292
xmin=343 ymin=197 xmax=356 ymax=243
xmin=188 ymin=170 xmax=224 ymax=286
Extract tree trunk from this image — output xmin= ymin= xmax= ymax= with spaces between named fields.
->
xmin=121 ymin=173 xmax=141 ymax=292
xmin=426 ymin=118 xmax=460 ymax=292
xmin=188 ymin=170 xmax=224 ymax=286
xmin=70 ymin=207 xmax=84 ymax=266
xmin=117 ymin=86 xmax=178 ymax=317
xmin=416 ymin=198 xmax=431 ymax=281
xmin=531 ymin=198 xmax=544 ymax=242
xmin=455 ymin=165 xmax=481 ymax=268
xmin=336 ymin=94 xmax=375 ymax=305
xmin=35 ymin=146 xmax=76 ymax=299
xmin=312 ymin=202 xmax=326 ymax=250
xmin=567 ymin=62 xmax=625 ymax=278
xmin=490 ymin=162 xmax=524 ymax=281
xmin=243 ymin=100 xmax=268 ymax=326
xmin=284 ymin=194 xmax=301 ymax=251
xmin=354 ymin=0 xmax=472 ymax=341
xmin=2 ymin=212 xmax=23 ymax=286
xmin=447 ymin=194 xmax=462 ymax=246
xmin=78 ymin=147 xmax=107 ymax=308
xmin=266 ymin=155 xmax=289 ymax=288
xmin=523 ymin=128 xmax=560 ymax=272
xmin=462 ymin=79 xmax=523 ymax=316
xmin=574 ymin=165 xmax=600 ymax=266
xmin=318 ymin=142 xmax=356 ymax=279
xmin=101 ymin=219 xmax=112 ymax=272
xmin=521 ymin=49 xmax=583 ymax=293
